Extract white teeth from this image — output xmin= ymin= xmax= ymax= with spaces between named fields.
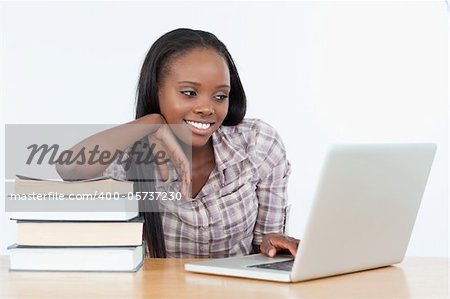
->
xmin=186 ymin=120 xmax=211 ymax=130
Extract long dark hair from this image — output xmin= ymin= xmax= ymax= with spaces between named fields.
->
xmin=132 ymin=28 xmax=247 ymax=257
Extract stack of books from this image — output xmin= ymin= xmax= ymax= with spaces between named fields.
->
xmin=8 ymin=175 xmax=144 ymax=272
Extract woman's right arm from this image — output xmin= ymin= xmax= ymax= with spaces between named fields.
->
xmin=55 ymin=114 xmax=164 ymax=181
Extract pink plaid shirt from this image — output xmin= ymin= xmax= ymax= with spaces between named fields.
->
xmin=104 ymin=119 xmax=291 ymax=258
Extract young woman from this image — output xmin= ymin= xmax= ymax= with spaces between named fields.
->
xmin=56 ymin=28 xmax=299 ymax=258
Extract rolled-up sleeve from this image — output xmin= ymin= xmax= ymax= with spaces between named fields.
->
xmin=102 ymin=150 xmax=129 ymax=180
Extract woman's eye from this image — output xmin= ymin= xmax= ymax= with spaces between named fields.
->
xmin=180 ymin=90 xmax=197 ymax=97
xmin=215 ymin=94 xmax=229 ymax=101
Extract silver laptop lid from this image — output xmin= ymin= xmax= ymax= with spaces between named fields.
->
xmin=291 ymin=143 xmax=436 ymax=281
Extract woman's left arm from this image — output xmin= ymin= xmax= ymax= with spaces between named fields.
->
xmin=251 ymin=121 xmax=300 ymax=257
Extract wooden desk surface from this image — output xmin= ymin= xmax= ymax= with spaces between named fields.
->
xmin=0 ymin=256 xmax=447 ymax=299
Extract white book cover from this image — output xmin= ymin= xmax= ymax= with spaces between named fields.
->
xmin=8 ymin=244 xmax=144 ymax=272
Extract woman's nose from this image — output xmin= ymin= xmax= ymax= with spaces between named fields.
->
xmin=193 ymin=97 xmax=214 ymax=115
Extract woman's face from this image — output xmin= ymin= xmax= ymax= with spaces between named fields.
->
xmin=158 ymin=48 xmax=230 ymax=148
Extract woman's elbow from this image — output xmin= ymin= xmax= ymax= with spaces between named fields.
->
xmin=55 ymin=163 xmax=77 ymax=181
xmin=56 ymin=163 xmax=104 ymax=181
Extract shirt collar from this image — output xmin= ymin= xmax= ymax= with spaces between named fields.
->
xmin=153 ymin=125 xmax=249 ymax=197
xmin=212 ymin=125 xmax=248 ymax=186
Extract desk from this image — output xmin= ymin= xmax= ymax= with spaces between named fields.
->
xmin=0 ymin=256 xmax=447 ymax=299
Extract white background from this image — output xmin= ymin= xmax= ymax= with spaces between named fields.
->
xmin=0 ymin=1 xmax=448 ymax=257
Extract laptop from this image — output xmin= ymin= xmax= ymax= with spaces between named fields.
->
xmin=184 ymin=143 xmax=437 ymax=282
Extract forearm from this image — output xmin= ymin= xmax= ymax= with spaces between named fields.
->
xmin=56 ymin=114 xmax=164 ymax=180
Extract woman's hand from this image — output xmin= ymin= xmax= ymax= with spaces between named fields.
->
xmin=260 ymin=233 xmax=300 ymax=257
xmin=148 ymin=118 xmax=192 ymax=200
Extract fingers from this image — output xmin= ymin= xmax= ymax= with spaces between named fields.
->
xmin=260 ymin=234 xmax=300 ymax=257
xmin=149 ymin=136 xmax=169 ymax=181
xmin=168 ymin=144 xmax=192 ymax=200
xmin=157 ymin=164 xmax=169 ymax=182
xmin=283 ymin=237 xmax=299 ymax=256
xmin=262 ymin=243 xmax=279 ymax=258
xmin=268 ymin=246 xmax=277 ymax=258
xmin=260 ymin=234 xmax=279 ymax=257
xmin=273 ymin=235 xmax=299 ymax=256
xmin=177 ymin=158 xmax=192 ymax=200
xmin=148 ymin=126 xmax=192 ymax=201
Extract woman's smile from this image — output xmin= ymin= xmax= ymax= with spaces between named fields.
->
xmin=185 ymin=119 xmax=213 ymax=130
xmin=184 ymin=119 xmax=215 ymax=136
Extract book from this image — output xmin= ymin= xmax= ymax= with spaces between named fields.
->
xmin=11 ymin=175 xmax=138 ymax=220
xmin=16 ymin=217 xmax=144 ymax=246
xmin=15 ymin=175 xmax=133 ymax=195
xmin=9 ymin=211 xmax=139 ymax=221
xmin=8 ymin=244 xmax=144 ymax=272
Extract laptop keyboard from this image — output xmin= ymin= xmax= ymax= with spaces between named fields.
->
xmin=248 ymin=259 xmax=295 ymax=271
